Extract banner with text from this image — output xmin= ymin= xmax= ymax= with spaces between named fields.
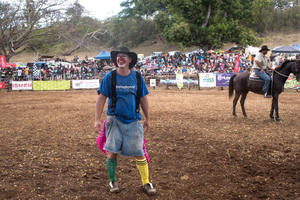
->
xmin=284 ymin=77 xmax=300 ymax=89
xmin=12 ymin=81 xmax=32 ymax=90
xmin=0 ymin=81 xmax=5 ymax=89
xmin=216 ymin=73 xmax=235 ymax=87
xmin=72 ymin=80 xmax=100 ymax=89
xmin=33 ymin=81 xmax=70 ymax=90
xmin=160 ymin=79 xmax=198 ymax=85
xmin=176 ymin=73 xmax=184 ymax=89
xmin=199 ymin=73 xmax=216 ymax=87
xmin=150 ymin=79 xmax=156 ymax=87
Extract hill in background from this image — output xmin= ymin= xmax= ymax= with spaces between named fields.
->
xmin=10 ymin=32 xmax=300 ymax=64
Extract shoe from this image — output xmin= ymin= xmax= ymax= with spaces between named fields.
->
xmin=143 ymin=182 xmax=156 ymax=195
xmin=109 ymin=181 xmax=119 ymax=193
xmin=264 ymin=92 xmax=271 ymax=98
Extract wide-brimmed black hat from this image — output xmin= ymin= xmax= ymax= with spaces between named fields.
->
xmin=259 ymin=45 xmax=270 ymax=52
xmin=111 ymin=47 xmax=137 ymax=69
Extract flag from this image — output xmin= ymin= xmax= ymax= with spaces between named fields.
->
xmin=0 ymin=82 xmax=5 ymax=89
xmin=234 ymin=52 xmax=240 ymax=73
xmin=33 ymin=53 xmax=40 ymax=79
xmin=0 ymin=55 xmax=6 ymax=68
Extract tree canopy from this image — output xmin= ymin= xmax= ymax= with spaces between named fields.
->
xmin=1 ymin=0 xmax=299 ymax=61
xmin=121 ymin=0 xmax=272 ymax=50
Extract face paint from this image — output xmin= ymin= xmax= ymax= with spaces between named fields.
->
xmin=117 ymin=56 xmax=127 ymax=68
xmin=117 ymin=54 xmax=128 ymax=67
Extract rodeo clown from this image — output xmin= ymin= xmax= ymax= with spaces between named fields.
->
xmin=94 ymin=47 xmax=156 ymax=195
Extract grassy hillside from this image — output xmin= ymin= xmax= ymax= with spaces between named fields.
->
xmin=10 ymin=32 xmax=300 ymax=64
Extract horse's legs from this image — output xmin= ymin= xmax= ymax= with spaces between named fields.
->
xmin=233 ymin=92 xmax=241 ymax=118
xmin=270 ymin=99 xmax=275 ymax=121
xmin=273 ymin=93 xmax=281 ymax=121
xmin=240 ymin=91 xmax=249 ymax=118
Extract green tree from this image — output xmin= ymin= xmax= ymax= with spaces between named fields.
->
xmin=119 ymin=0 xmax=166 ymax=19
xmin=121 ymin=0 xmax=271 ymax=49
xmin=108 ymin=17 xmax=157 ymax=48
xmin=0 ymin=0 xmax=68 ymax=62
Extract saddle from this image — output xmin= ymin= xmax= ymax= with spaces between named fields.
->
xmin=249 ymin=71 xmax=272 ymax=81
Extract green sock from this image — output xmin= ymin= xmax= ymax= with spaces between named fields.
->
xmin=106 ymin=157 xmax=117 ymax=182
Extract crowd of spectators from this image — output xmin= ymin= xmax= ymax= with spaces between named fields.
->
xmin=1 ymin=51 xmax=299 ymax=83
xmin=135 ymin=51 xmax=300 ymax=76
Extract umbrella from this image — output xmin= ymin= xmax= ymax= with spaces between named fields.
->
xmin=141 ymin=65 xmax=150 ymax=69
xmin=102 ymin=65 xmax=112 ymax=70
xmin=207 ymin=50 xmax=215 ymax=53
xmin=12 ymin=62 xmax=26 ymax=68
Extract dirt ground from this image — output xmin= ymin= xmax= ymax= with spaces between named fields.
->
xmin=0 ymin=88 xmax=300 ymax=199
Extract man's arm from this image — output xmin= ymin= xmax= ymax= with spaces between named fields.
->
xmin=94 ymin=93 xmax=107 ymax=133
xmin=140 ymin=95 xmax=150 ymax=133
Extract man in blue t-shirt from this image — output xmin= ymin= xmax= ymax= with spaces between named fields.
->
xmin=94 ymin=47 xmax=156 ymax=195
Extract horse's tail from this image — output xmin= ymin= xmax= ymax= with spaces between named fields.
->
xmin=229 ymin=74 xmax=237 ymax=99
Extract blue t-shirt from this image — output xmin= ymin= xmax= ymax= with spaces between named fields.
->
xmin=97 ymin=70 xmax=149 ymax=124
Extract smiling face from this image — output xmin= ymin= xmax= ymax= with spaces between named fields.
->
xmin=117 ymin=53 xmax=132 ymax=68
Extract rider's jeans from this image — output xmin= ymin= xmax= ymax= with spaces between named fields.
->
xmin=254 ymin=68 xmax=271 ymax=93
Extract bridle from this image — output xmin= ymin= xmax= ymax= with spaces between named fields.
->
xmin=270 ymin=61 xmax=299 ymax=96
xmin=273 ymin=60 xmax=299 ymax=78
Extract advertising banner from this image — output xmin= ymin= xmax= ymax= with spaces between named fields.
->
xmin=160 ymin=79 xmax=198 ymax=85
xmin=199 ymin=73 xmax=216 ymax=87
xmin=284 ymin=77 xmax=300 ymax=89
xmin=33 ymin=80 xmax=70 ymax=90
xmin=216 ymin=73 xmax=235 ymax=87
xmin=72 ymin=79 xmax=100 ymax=89
xmin=176 ymin=73 xmax=184 ymax=89
xmin=12 ymin=81 xmax=32 ymax=90
xmin=150 ymin=79 xmax=156 ymax=87
xmin=0 ymin=81 xmax=5 ymax=89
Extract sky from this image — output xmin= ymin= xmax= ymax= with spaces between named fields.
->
xmin=77 ymin=0 xmax=124 ymax=20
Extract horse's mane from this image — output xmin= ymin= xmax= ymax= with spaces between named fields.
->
xmin=275 ymin=60 xmax=297 ymax=71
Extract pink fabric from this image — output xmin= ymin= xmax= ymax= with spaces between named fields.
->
xmin=96 ymin=119 xmax=150 ymax=162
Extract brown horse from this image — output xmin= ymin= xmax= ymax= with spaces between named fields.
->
xmin=229 ymin=60 xmax=300 ymax=122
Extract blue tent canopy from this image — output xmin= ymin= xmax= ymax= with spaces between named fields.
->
xmin=95 ymin=50 xmax=111 ymax=59
xmin=293 ymin=43 xmax=300 ymax=50
xmin=272 ymin=45 xmax=300 ymax=53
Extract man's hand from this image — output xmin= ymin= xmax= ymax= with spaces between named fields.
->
xmin=143 ymin=119 xmax=150 ymax=133
xmin=94 ymin=120 xmax=102 ymax=133
xmin=260 ymin=68 xmax=264 ymax=73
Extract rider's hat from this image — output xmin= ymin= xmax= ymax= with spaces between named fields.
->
xmin=111 ymin=47 xmax=137 ymax=69
xmin=259 ymin=45 xmax=270 ymax=52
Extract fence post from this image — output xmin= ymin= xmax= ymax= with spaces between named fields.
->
xmin=198 ymin=73 xmax=201 ymax=90
xmin=188 ymin=74 xmax=190 ymax=90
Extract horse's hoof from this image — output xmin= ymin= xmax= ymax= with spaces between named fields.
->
xmin=244 ymin=115 xmax=247 ymax=119
xmin=276 ymin=118 xmax=282 ymax=123
xmin=233 ymin=115 xmax=237 ymax=119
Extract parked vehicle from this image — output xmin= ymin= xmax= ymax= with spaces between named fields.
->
xmin=168 ymin=50 xmax=181 ymax=56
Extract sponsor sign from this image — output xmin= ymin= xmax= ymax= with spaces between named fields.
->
xmin=33 ymin=81 xmax=70 ymax=90
xmin=72 ymin=80 xmax=100 ymax=89
xmin=150 ymin=79 xmax=156 ymax=87
xmin=12 ymin=81 xmax=32 ymax=90
xmin=284 ymin=77 xmax=300 ymax=89
xmin=216 ymin=73 xmax=235 ymax=87
xmin=199 ymin=73 xmax=216 ymax=87
xmin=160 ymin=79 xmax=198 ymax=85
xmin=176 ymin=73 xmax=183 ymax=89
xmin=0 ymin=81 xmax=5 ymax=89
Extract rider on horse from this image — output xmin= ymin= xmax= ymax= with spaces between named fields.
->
xmin=253 ymin=45 xmax=272 ymax=98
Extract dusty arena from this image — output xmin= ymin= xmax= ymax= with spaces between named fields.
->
xmin=0 ymin=88 xmax=300 ymax=199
